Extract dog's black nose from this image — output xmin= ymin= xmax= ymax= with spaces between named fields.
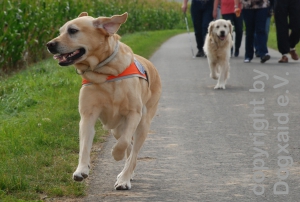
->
xmin=220 ymin=31 xmax=225 ymax=36
xmin=46 ymin=41 xmax=57 ymax=53
xmin=46 ymin=41 xmax=56 ymax=48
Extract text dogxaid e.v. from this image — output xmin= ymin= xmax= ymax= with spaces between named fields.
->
xmin=249 ymin=69 xmax=292 ymax=196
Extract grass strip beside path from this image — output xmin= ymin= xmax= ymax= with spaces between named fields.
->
xmin=0 ymin=29 xmax=185 ymax=201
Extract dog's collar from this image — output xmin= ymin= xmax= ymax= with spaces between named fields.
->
xmin=82 ymin=58 xmax=148 ymax=86
xmin=96 ymin=41 xmax=119 ymax=69
xmin=76 ymin=41 xmax=119 ymax=75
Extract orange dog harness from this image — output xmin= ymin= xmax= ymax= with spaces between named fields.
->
xmin=82 ymin=58 xmax=148 ymax=86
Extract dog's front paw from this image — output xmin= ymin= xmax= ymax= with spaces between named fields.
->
xmin=114 ymin=178 xmax=131 ymax=190
xmin=214 ymin=84 xmax=226 ymax=90
xmin=73 ymin=166 xmax=90 ymax=181
xmin=73 ymin=172 xmax=88 ymax=181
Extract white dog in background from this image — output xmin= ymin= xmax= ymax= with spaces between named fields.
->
xmin=203 ymin=19 xmax=233 ymax=89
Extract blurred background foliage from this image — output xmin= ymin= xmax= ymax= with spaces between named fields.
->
xmin=0 ymin=0 xmax=186 ymax=74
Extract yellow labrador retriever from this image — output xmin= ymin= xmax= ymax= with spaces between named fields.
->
xmin=203 ymin=19 xmax=233 ymax=89
xmin=46 ymin=12 xmax=161 ymax=190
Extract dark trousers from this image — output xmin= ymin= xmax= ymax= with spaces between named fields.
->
xmin=243 ymin=8 xmax=269 ymax=60
xmin=274 ymin=0 xmax=300 ymax=55
xmin=191 ymin=0 xmax=214 ymax=52
xmin=254 ymin=16 xmax=271 ymax=56
xmin=222 ymin=12 xmax=243 ymax=52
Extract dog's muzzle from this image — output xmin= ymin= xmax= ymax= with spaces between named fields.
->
xmin=218 ymin=31 xmax=226 ymax=41
xmin=46 ymin=41 xmax=86 ymax=66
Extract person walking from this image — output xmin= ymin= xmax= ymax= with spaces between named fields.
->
xmin=274 ymin=0 xmax=300 ymax=63
xmin=182 ymin=0 xmax=214 ymax=57
xmin=213 ymin=0 xmax=243 ymax=57
xmin=254 ymin=0 xmax=274 ymax=58
xmin=234 ymin=0 xmax=270 ymax=63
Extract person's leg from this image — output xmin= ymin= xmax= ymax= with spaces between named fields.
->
xmin=274 ymin=0 xmax=289 ymax=55
xmin=233 ymin=12 xmax=243 ymax=57
xmin=254 ymin=33 xmax=259 ymax=56
xmin=191 ymin=1 xmax=204 ymax=55
xmin=265 ymin=17 xmax=271 ymax=42
xmin=242 ymin=9 xmax=255 ymax=61
xmin=255 ymin=7 xmax=269 ymax=63
xmin=221 ymin=14 xmax=234 ymax=27
xmin=254 ymin=15 xmax=269 ymax=58
xmin=288 ymin=0 xmax=300 ymax=50
xmin=217 ymin=5 xmax=221 ymax=19
xmin=222 ymin=14 xmax=234 ymax=56
xmin=201 ymin=3 xmax=214 ymax=52
xmin=254 ymin=10 xmax=259 ymax=57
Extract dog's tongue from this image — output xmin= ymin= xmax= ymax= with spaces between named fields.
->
xmin=219 ymin=36 xmax=225 ymax=41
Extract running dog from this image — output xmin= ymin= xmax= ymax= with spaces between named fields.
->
xmin=46 ymin=12 xmax=161 ymax=190
xmin=203 ymin=19 xmax=233 ymax=89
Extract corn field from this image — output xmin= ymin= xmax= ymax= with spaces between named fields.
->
xmin=0 ymin=0 xmax=183 ymax=73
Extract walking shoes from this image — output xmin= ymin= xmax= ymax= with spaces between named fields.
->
xmin=261 ymin=54 xmax=271 ymax=63
xmin=279 ymin=50 xmax=299 ymax=63
xmin=279 ymin=55 xmax=288 ymax=63
xmin=290 ymin=50 xmax=299 ymax=60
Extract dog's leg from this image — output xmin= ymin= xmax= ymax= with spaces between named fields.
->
xmin=112 ymin=128 xmax=135 ymax=181
xmin=73 ymin=113 xmax=98 ymax=181
xmin=214 ymin=62 xmax=229 ymax=89
xmin=119 ymin=137 xmax=135 ymax=180
xmin=111 ymin=110 xmax=141 ymax=187
xmin=115 ymin=110 xmax=151 ymax=190
xmin=125 ymin=142 xmax=135 ymax=181
xmin=115 ymin=101 xmax=159 ymax=190
xmin=111 ymin=111 xmax=141 ymax=162
xmin=111 ymin=129 xmax=133 ymax=160
xmin=209 ymin=60 xmax=219 ymax=80
xmin=111 ymin=112 xmax=141 ymax=190
xmin=224 ymin=61 xmax=230 ymax=82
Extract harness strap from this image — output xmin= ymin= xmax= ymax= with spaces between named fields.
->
xmin=82 ymin=78 xmax=92 ymax=86
xmin=82 ymin=58 xmax=148 ymax=86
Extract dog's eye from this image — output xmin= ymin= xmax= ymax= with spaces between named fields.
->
xmin=216 ymin=26 xmax=219 ymax=29
xmin=224 ymin=25 xmax=227 ymax=28
xmin=68 ymin=28 xmax=78 ymax=34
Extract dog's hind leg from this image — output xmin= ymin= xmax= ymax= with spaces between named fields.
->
xmin=111 ymin=128 xmax=133 ymax=160
xmin=115 ymin=104 xmax=157 ymax=190
xmin=113 ymin=130 xmax=135 ymax=180
xmin=112 ymin=113 xmax=142 ymax=190
xmin=111 ymin=111 xmax=141 ymax=162
xmin=114 ymin=115 xmax=149 ymax=190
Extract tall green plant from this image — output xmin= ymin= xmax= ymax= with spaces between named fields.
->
xmin=0 ymin=0 xmax=184 ymax=73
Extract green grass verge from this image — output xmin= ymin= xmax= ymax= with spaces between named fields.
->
xmin=0 ymin=29 xmax=184 ymax=201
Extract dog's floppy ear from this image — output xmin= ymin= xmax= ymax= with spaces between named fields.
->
xmin=208 ymin=21 xmax=214 ymax=37
xmin=78 ymin=12 xmax=88 ymax=17
xmin=227 ymin=20 xmax=233 ymax=35
xmin=93 ymin=12 xmax=128 ymax=36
